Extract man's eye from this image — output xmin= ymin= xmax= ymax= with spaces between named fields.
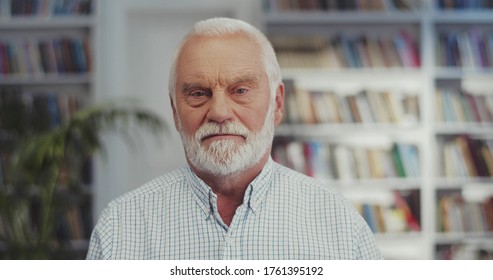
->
xmin=185 ymin=90 xmax=210 ymax=106
xmin=234 ymin=88 xmax=248 ymax=94
xmin=190 ymin=91 xmax=207 ymax=97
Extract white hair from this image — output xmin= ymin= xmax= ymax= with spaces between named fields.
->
xmin=168 ymin=17 xmax=281 ymax=105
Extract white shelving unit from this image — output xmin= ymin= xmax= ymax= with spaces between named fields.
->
xmin=263 ymin=0 xmax=493 ymax=259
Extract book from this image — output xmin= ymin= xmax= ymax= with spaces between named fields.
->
xmin=476 ymin=95 xmax=493 ymax=123
xmin=450 ymin=89 xmax=467 ymax=122
xmin=336 ymin=94 xmax=354 ymax=123
xmin=286 ymin=141 xmax=307 ymax=174
xmin=483 ymin=197 xmax=493 ymax=231
xmin=383 ymin=91 xmax=404 ymax=123
xmin=355 ymin=91 xmax=375 ymax=123
xmin=323 ymin=92 xmax=343 ymax=123
xmin=363 ymin=90 xmax=385 ymax=123
xmin=366 ymin=35 xmax=386 ymax=68
xmin=334 ymin=145 xmax=355 ymax=181
xmin=441 ymin=89 xmax=457 ymax=122
xmin=464 ymin=91 xmax=482 ymax=123
xmin=311 ymin=91 xmax=330 ymax=123
xmin=353 ymin=147 xmax=371 ymax=179
xmin=394 ymin=190 xmax=421 ymax=231
xmin=346 ymin=95 xmax=362 ymax=123
xmin=454 ymin=135 xmax=478 ymax=177
xmin=367 ymin=149 xmax=385 ymax=178
xmin=282 ymin=79 xmax=300 ymax=124
xmin=465 ymin=135 xmax=490 ymax=177
xmin=391 ymin=143 xmax=406 ymax=177
xmin=382 ymin=206 xmax=407 ymax=232
xmin=309 ymin=141 xmax=333 ymax=180
xmin=362 ymin=204 xmax=378 ymax=233
xmin=457 ymin=32 xmax=474 ymax=68
xmin=295 ymin=89 xmax=317 ymax=124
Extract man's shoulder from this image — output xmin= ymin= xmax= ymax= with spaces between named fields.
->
xmin=269 ymin=161 xmax=366 ymax=222
xmin=270 ymin=161 xmax=360 ymax=210
xmin=271 ymin=161 xmax=337 ymax=194
xmin=109 ymin=167 xmax=188 ymax=206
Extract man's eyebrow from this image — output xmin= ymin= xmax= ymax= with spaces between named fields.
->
xmin=181 ymin=82 xmax=205 ymax=93
xmin=181 ymin=75 xmax=259 ymax=92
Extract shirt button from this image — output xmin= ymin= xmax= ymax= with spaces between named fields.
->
xmin=226 ymin=238 xmax=235 ymax=245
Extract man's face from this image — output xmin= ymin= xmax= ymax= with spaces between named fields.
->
xmin=172 ymin=34 xmax=283 ymax=176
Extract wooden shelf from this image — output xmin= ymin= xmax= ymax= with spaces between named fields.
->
xmin=276 ymin=123 xmax=422 ymax=137
xmin=0 ymin=74 xmax=93 ymax=85
xmin=434 ymin=123 xmax=493 ymax=135
xmin=0 ymin=16 xmax=94 ymax=29
xmin=263 ymin=11 xmax=423 ymax=24
xmin=435 ymin=232 xmax=493 ymax=244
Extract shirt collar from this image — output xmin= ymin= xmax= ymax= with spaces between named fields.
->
xmin=185 ymin=157 xmax=274 ymax=219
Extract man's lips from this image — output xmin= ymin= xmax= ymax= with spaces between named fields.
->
xmin=201 ymin=134 xmax=245 ymax=142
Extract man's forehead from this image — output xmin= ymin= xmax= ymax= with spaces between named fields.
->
xmin=178 ymin=33 xmax=262 ymax=61
xmin=179 ymin=71 xmax=261 ymax=86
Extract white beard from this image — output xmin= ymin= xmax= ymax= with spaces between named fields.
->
xmin=178 ymin=103 xmax=275 ymax=176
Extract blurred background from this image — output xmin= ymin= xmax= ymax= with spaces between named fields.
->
xmin=1 ymin=0 xmax=493 ymax=260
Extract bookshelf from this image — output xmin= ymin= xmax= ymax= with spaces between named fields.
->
xmin=262 ymin=0 xmax=493 ymax=259
xmin=0 ymin=0 xmax=94 ymax=259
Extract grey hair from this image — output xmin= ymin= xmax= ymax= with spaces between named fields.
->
xmin=168 ymin=17 xmax=281 ymax=105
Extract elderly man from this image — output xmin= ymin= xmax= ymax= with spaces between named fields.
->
xmin=87 ymin=17 xmax=382 ymax=260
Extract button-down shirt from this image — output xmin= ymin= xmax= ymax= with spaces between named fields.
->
xmin=86 ymin=158 xmax=382 ymax=259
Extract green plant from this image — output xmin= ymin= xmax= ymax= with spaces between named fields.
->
xmin=0 ymin=100 xmax=165 ymax=259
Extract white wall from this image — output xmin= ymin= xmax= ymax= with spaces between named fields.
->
xmin=93 ymin=0 xmax=261 ymax=217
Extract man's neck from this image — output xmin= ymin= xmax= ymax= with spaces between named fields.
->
xmin=189 ymin=154 xmax=270 ymax=226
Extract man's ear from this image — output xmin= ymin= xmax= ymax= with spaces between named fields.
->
xmin=169 ymin=95 xmax=180 ymax=131
xmin=273 ymin=83 xmax=285 ymax=126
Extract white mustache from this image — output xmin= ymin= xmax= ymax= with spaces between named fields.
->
xmin=195 ymin=121 xmax=250 ymax=142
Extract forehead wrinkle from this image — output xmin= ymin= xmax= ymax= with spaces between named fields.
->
xmin=181 ymin=70 xmax=261 ymax=93
xmin=179 ymin=69 xmax=215 ymax=90
xmin=218 ymin=69 xmax=260 ymax=86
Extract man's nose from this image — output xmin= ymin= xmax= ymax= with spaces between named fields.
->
xmin=206 ymin=91 xmax=233 ymax=124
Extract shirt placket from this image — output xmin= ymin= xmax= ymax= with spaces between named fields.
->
xmin=221 ymin=204 xmax=248 ymax=260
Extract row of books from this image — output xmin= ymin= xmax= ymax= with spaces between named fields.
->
xmin=0 ymin=87 xmax=81 ymax=133
xmin=437 ymin=193 xmax=493 ymax=233
xmin=283 ymin=80 xmax=420 ymax=125
xmin=437 ymin=0 xmax=493 ymax=10
xmin=356 ymin=190 xmax=421 ymax=233
xmin=436 ymin=244 xmax=493 ymax=260
xmin=435 ymin=88 xmax=493 ymax=124
xmin=438 ymin=135 xmax=493 ymax=178
xmin=436 ymin=29 xmax=493 ymax=68
xmin=0 ymin=0 xmax=92 ymax=16
xmin=0 ymin=37 xmax=92 ymax=76
xmin=263 ymin=0 xmax=423 ymax=12
xmin=270 ymin=31 xmax=420 ymax=69
xmin=272 ymin=140 xmax=420 ymax=180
